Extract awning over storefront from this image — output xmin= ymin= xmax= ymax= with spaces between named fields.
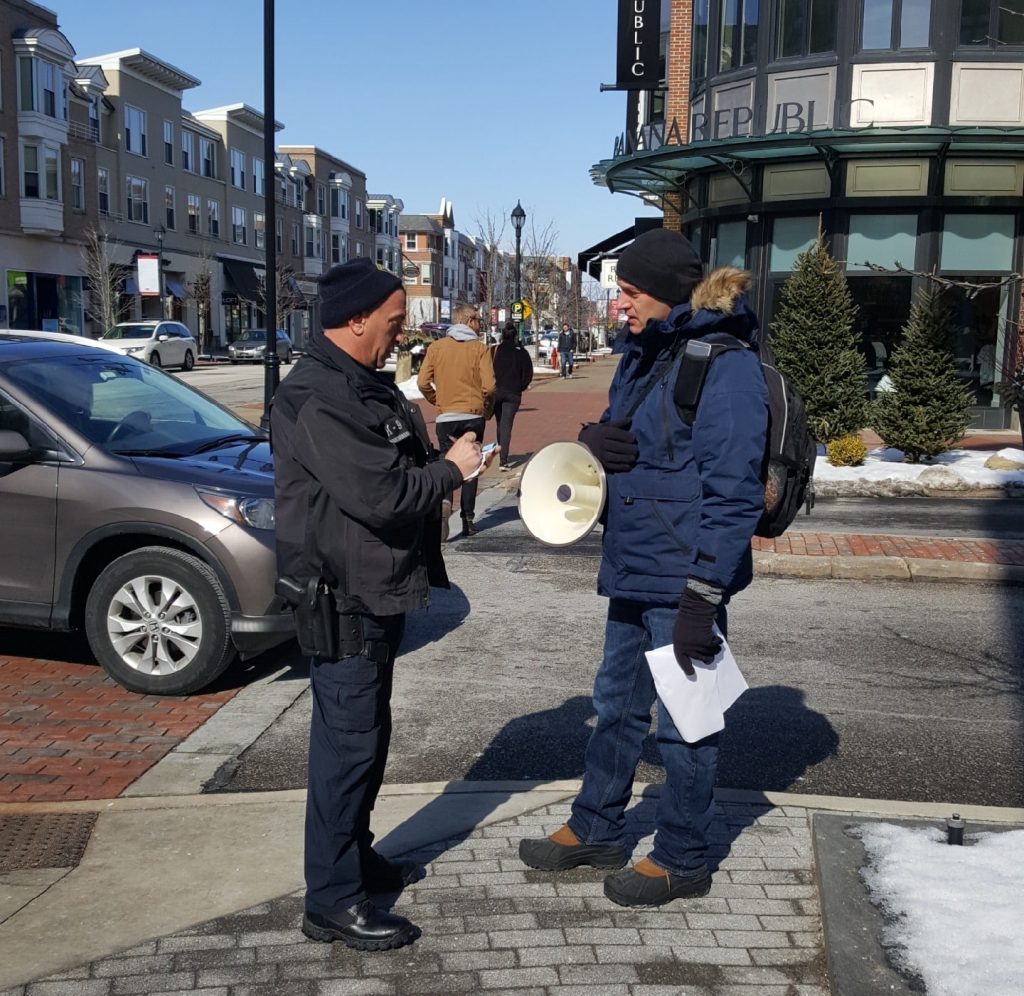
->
xmin=591 ymin=125 xmax=1024 ymax=201
xmin=220 ymin=258 xmax=262 ymax=302
xmin=124 ymin=276 xmax=139 ymax=295
xmin=165 ymin=276 xmax=188 ymax=300
xmin=577 ymin=218 xmax=662 ymax=279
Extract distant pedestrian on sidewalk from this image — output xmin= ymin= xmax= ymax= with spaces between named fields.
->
xmin=557 ymin=321 xmax=577 ymax=378
xmin=519 ymin=229 xmax=769 ymax=907
xmin=491 ymin=321 xmax=534 ymax=470
xmin=417 ymin=303 xmax=496 ymax=537
xmin=272 ymin=259 xmax=487 ymax=951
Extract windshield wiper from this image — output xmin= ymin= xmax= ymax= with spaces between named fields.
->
xmin=112 ymin=448 xmax=190 ymax=457
xmin=188 ymin=433 xmax=268 ymax=454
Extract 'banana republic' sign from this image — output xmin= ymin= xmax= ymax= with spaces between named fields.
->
xmin=616 ymin=0 xmax=662 ymax=89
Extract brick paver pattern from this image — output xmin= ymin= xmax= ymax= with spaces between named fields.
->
xmin=752 ymin=532 xmax=1024 ymax=565
xmin=0 ymin=656 xmax=237 ymax=803
xmin=3 ymin=799 xmax=829 ymax=995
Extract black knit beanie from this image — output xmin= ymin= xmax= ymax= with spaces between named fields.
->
xmin=615 ymin=229 xmax=703 ymax=305
xmin=318 ymin=259 xmax=403 ymax=330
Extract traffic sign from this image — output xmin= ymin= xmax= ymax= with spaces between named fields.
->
xmin=511 ymin=299 xmax=533 ymax=321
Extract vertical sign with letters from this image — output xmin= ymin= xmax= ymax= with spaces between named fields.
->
xmin=617 ymin=0 xmax=661 ymax=90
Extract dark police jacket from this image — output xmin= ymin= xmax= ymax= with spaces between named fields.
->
xmin=597 ymin=268 xmax=768 ymax=604
xmin=272 ymin=333 xmax=461 ymax=617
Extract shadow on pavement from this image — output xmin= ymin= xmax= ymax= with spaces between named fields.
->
xmin=401 ymin=582 xmax=471 ymax=655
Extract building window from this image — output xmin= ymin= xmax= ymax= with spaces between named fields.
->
xmin=421 ymin=263 xmax=432 ymax=284
xmin=22 ymin=145 xmax=39 ymax=198
xmin=165 ymin=185 xmax=175 ymax=229
xmin=88 ymin=95 xmax=101 ymax=141
xmin=317 ymin=183 xmax=326 ymax=215
xmin=253 ymin=158 xmax=265 ymax=196
xmin=163 ymin=120 xmax=174 ymax=164
xmin=960 ymin=0 xmax=1024 ymax=46
xmin=207 ymin=198 xmax=220 ymax=237
xmin=98 ymin=167 xmax=110 ymax=215
xmin=776 ymin=0 xmax=836 ymax=58
xmin=720 ymin=0 xmax=758 ymax=71
xmin=405 ymin=232 xmax=417 ymax=250
xmin=291 ymin=223 xmax=299 ymax=255
xmin=862 ymin=0 xmax=930 ymax=49
xmin=376 ymin=247 xmax=386 ymax=267
xmin=200 ymin=138 xmax=215 ymax=178
xmin=355 ymin=242 xmax=363 ymax=257
xmin=18 ymin=57 xmax=35 ymax=111
xmin=70 ymin=157 xmax=84 ymax=210
xmin=232 ymin=205 xmax=246 ymax=245
xmin=187 ymin=193 xmax=200 ymax=234
xmin=355 ymin=199 xmax=363 ymax=228
xmin=126 ymin=175 xmax=149 ymax=223
xmin=331 ymin=233 xmax=341 ymax=264
xmin=181 ymin=129 xmax=195 ymax=172
xmin=230 ymin=148 xmax=245 ymax=189
xmin=17 ymin=57 xmax=65 ymax=119
xmin=41 ymin=61 xmax=58 ymax=116
xmin=305 ymin=223 xmax=318 ymax=258
xmin=254 ymin=211 xmax=265 ymax=249
xmin=125 ymin=105 xmax=147 ymax=156
xmin=276 ymin=218 xmax=283 ymax=252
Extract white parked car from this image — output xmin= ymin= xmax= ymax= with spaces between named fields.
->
xmin=101 ymin=321 xmax=197 ymax=371
xmin=537 ymin=333 xmax=558 ymax=359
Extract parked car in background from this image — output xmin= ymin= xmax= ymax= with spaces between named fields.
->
xmin=537 ymin=333 xmax=558 ymax=359
xmin=100 ymin=321 xmax=197 ymax=371
xmin=227 ymin=328 xmax=293 ymax=365
xmin=419 ymin=322 xmax=451 ymax=340
xmin=0 ymin=332 xmax=293 ymax=695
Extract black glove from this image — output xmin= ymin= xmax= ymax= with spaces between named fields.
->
xmin=672 ymin=587 xmax=723 ymax=675
xmin=578 ymin=419 xmax=638 ymax=474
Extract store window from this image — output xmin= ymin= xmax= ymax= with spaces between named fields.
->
xmin=846 ymin=276 xmax=913 ymax=397
xmin=960 ymin=0 xmax=1024 ymax=47
xmin=720 ymin=0 xmax=759 ymax=71
xmin=776 ymin=0 xmax=836 ymax=58
xmin=692 ymin=0 xmax=710 ymax=83
xmin=940 ymin=214 xmax=1014 ymax=272
xmin=861 ymin=0 xmax=930 ymax=50
xmin=846 ymin=214 xmax=918 ymax=273
xmin=769 ymin=216 xmax=818 ymax=272
xmin=939 ymin=281 xmax=1006 ymax=407
xmin=713 ymin=221 xmax=747 ymax=267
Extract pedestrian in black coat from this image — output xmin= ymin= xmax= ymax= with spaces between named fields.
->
xmin=491 ymin=322 xmax=534 ymax=470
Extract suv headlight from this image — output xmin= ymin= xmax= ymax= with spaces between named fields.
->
xmin=124 ymin=345 xmax=146 ymax=354
xmin=196 ymin=488 xmax=275 ymax=530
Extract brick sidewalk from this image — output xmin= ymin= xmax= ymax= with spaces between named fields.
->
xmin=753 ymin=533 xmax=1024 ymax=566
xmin=0 ymin=648 xmax=237 ymax=803
xmin=7 ymin=797 xmax=828 ymax=995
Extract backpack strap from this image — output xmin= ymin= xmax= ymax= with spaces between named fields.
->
xmin=674 ymin=332 xmax=749 ymax=426
xmin=623 ymin=330 xmax=688 ymax=420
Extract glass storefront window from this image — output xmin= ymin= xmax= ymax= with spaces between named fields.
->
xmin=846 ymin=276 xmax=913 ymax=397
xmin=714 ymin=221 xmax=747 ymax=267
xmin=940 ymin=214 xmax=1014 ymax=272
xmin=940 ymin=280 xmax=1005 ymax=407
xmin=862 ymin=0 xmax=930 ymax=49
xmin=846 ymin=214 xmax=917 ymax=272
xmin=720 ymin=0 xmax=759 ymax=71
xmin=770 ymin=216 xmax=818 ymax=272
xmin=961 ymin=0 xmax=1024 ymax=46
xmin=693 ymin=0 xmax=710 ymax=83
xmin=777 ymin=0 xmax=836 ymax=58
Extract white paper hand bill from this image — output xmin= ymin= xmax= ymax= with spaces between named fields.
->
xmin=645 ymin=629 xmax=747 ymax=744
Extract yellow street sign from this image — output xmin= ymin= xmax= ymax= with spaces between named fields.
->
xmin=512 ymin=299 xmax=533 ymax=321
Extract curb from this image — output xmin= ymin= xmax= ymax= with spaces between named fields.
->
xmin=752 ymin=550 xmax=1024 ymax=585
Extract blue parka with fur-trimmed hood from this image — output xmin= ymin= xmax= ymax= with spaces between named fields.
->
xmin=596 ymin=267 xmax=768 ymax=603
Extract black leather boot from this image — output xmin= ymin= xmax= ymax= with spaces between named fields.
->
xmin=302 ymin=900 xmax=419 ymax=950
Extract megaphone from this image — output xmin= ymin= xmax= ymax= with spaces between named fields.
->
xmin=518 ymin=441 xmax=606 ymax=546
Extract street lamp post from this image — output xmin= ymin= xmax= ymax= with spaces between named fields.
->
xmin=510 ymin=200 xmax=525 ymax=343
xmin=153 ymin=224 xmax=166 ymax=319
xmin=260 ymin=0 xmax=279 ymax=431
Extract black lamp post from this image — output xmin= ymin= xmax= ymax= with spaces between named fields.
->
xmin=260 ymin=0 xmax=279 ymax=431
xmin=510 ymin=200 xmax=526 ymax=342
xmin=153 ymin=224 xmax=166 ymax=318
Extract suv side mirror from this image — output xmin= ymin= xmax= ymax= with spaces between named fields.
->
xmin=0 ymin=430 xmax=35 ymax=462
xmin=157 ymin=334 xmax=170 ymax=342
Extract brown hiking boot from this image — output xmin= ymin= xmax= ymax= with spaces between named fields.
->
xmin=518 ymin=824 xmax=627 ymax=871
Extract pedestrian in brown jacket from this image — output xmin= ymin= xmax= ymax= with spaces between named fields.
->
xmin=417 ymin=304 xmax=496 ymax=537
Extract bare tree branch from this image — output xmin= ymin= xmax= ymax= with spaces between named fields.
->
xmin=82 ymin=225 xmax=130 ymax=336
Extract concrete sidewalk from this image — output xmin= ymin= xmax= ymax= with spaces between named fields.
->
xmin=2 ymin=778 xmax=1023 ymax=993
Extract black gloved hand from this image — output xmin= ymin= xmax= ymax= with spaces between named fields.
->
xmin=578 ymin=419 xmax=638 ymax=474
xmin=672 ymin=587 xmax=723 ymax=675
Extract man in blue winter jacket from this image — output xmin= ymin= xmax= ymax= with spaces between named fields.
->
xmin=519 ymin=228 xmax=768 ymax=907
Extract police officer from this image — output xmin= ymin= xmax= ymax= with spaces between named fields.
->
xmin=272 ymin=259 xmax=489 ymax=950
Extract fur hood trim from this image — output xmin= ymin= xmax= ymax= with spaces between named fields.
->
xmin=689 ymin=267 xmax=752 ymax=314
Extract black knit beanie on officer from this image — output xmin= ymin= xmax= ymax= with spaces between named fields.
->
xmin=615 ymin=229 xmax=703 ymax=305
xmin=318 ymin=258 xmax=403 ymax=330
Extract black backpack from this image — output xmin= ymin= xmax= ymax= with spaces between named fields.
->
xmin=674 ymin=333 xmax=816 ymax=538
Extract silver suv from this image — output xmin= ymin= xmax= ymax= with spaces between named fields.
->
xmin=227 ymin=329 xmax=293 ymax=365
xmin=101 ymin=321 xmax=197 ymax=371
xmin=0 ymin=333 xmax=292 ymax=694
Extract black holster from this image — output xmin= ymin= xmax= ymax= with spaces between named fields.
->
xmin=275 ymin=576 xmax=368 ymax=662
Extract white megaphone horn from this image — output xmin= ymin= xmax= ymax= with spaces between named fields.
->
xmin=518 ymin=441 xmax=607 ymax=546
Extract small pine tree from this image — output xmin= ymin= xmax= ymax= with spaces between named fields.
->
xmin=770 ymin=232 xmax=867 ymax=442
xmin=871 ymin=288 xmax=973 ymax=462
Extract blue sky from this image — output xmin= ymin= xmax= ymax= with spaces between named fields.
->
xmin=56 ymin=0 xmax=658 ymax=261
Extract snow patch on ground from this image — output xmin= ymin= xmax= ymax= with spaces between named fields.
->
xmin=816 ymin=447 xmax=1024 ymax=493
xmin=853 ymin=823 xmax=1024 ymax=996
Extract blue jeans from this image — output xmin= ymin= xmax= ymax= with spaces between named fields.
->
xmin=305 ymin=613 xmax=404 ymax=913
xmin=568 ymin=598 xmax=724 ymax=874
xmin=560 ymin=350 xmax=574 ymax=376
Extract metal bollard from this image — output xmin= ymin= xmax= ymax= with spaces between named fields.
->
xmin=946 ymin=812 xmax=965 ymax=845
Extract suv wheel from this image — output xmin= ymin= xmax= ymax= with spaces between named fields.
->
xmin=149 ymin=352 xmax=162 ymax=369
xmin=182 ymin=349 xmax=195 ymax=371
xmin=85 ymin=547 xmax=235 ymax=695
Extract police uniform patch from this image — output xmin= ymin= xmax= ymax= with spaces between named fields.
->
xmin=383 ymin=415 xmax=411 ymax=444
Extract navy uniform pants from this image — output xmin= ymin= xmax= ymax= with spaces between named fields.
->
xmin=304 ymin=613 xmax=404 ymax=915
